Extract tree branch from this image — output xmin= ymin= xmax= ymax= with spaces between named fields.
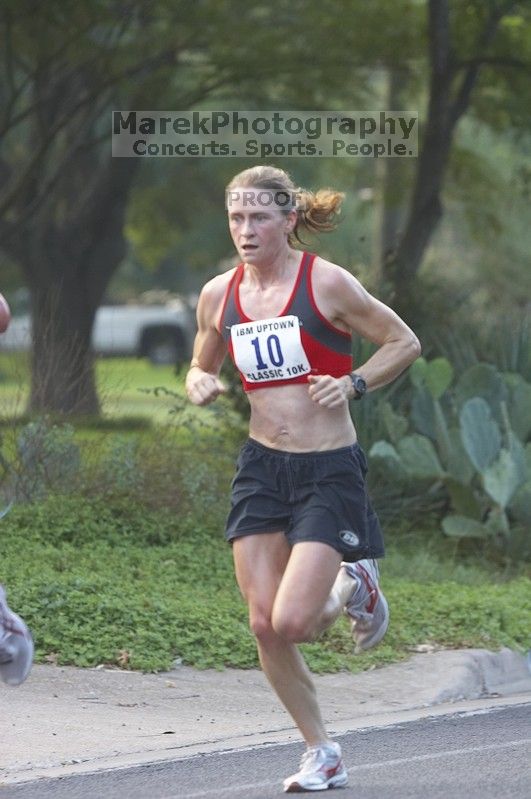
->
xmin=2 ymin=8 xmax=15 ymax=96
xmin=428 ymin=0 xmax=450 ymax=77
xmin=449 ymin=1 xmax=517 ymax=127
xmin=0 ymin=12 xmax=134 ymax=139
xmin=455 ymin=56 xmax=530 ymax=70
xmin=0 ymin=92 xmax=112 ymax=247
xmin=0 ymin=56 xmax=244 ymax=246
xmin=0 ymin=38 xmax=183 ymax=221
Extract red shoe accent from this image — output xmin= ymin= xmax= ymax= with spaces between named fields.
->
xmin=323 ymin=762 xmax=342 ymax=778
xmin=356 ymin=563 xmax=378 ymax=613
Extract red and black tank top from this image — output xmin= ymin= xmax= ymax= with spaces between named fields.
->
xmin=217 ymin=251 xmax=353 ymax=392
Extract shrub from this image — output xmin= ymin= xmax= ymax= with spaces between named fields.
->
xmin=370 ymin=357 xmax=531 ymax=561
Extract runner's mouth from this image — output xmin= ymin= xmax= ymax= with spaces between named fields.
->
xmin=242 ymin=244 xmax=258 ymax=252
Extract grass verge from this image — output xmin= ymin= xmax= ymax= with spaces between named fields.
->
xmin=1 ymin=495 xmax=529 ymax=674
xmin=1 ymin=354 xmax=529 ymax=673
xmin=0 ymin=353 xmax=186 ymax=424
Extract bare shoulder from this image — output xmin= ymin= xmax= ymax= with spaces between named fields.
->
xmin=312 ymin=255 xmax=371 ymax=312
xmin=197 ymin=269 xmax=237 ymax=321
xmin=200 ymin=269 xmax=236 ymax=305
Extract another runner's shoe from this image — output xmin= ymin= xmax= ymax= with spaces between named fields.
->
xmin=283 ymin=741 xmax=348 ymax=792
xmin=342 ymin=559 xmax=389 ymax=654
xmin=0 ymin=585 xmax=33 ymax=686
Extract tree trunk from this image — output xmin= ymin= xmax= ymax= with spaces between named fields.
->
xmin=388 ymin=49 xmax=454 ymax=321
xmin=6 ymin=155 xmax=139 ymax=416
xmin=386 ymin=0 xmax=508 ymax=324
xmin=374 ymin=68 xmax=410 ymax=295
xmin=28 ymin=269 xmax=100 ymax=416
xmin=388 ymin=119 xmax=452 ymax=320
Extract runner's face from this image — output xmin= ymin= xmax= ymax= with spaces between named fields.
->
xmin=227 ymin=187 xmax=295 ymax=264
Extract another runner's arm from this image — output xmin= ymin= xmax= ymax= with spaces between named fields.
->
xmin=185 ymin=277 xmax=229 ymax=406
xmin=0 ymin=292 xmax=11 ymax=334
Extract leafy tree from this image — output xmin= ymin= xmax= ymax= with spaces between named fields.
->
xmin=0 ymin=0 xmax=316 ymax=415
xmin=127 ymin=1 xmax=531 ymax=326
xmin=386 ymin=0 xmax=531 ymax=319
xmin=1 ymin=0 xmax=529 ymax=417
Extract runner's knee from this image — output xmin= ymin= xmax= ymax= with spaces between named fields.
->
xmin=271 ymin=609 xmax=313 ymax=643
xmin=248 ymin=606 xmax=275 ymax=641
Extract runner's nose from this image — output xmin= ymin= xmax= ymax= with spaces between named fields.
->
xmin=240 ymin=217 xmax=255 ymax=237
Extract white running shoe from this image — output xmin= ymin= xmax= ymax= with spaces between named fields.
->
xmin=283 ymin=741 xmax=348 ymax=792
xmin=0 ymin=585 xmax=34 ymax=686
xmin=342 ymin=559 xmax=389 ymax=654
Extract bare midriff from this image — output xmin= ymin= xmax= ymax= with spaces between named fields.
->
xmin=247 ymin=382 xmax=357 ymax=452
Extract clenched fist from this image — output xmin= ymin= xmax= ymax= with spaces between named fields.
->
xmin=307 ymin=374 xmax=351 ymax=408
xmin=186 ymin=367 xmax=227 ymax=406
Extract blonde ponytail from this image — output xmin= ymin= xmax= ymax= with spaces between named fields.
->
xmin=292 ymin=189 xmax=345 ymax=244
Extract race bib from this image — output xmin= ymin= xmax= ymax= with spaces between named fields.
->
xmin=231 ymin=315 xmax=311 ymax=384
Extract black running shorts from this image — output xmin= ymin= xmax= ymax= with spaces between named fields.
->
xmin=225 ymin=438 xmax=384 ymax=562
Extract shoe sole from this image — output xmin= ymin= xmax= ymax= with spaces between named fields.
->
xmin=284 ymin=772 xmax=349 ymax=792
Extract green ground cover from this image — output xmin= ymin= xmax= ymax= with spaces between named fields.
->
xmin=1 ymin=495 xmax=529 ymax=674
xmin=0 ymin=353 xmax=529 ymax=675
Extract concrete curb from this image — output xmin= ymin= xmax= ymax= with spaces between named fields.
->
xmin=1 ymin=648 xmax=529 ymax=785
xmin=428 ymin=648 xmax=531 ymax=704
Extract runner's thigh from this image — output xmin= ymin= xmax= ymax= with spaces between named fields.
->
xmin=232 ymin=532 xmax=292 ymax=623
xmin=272 ymin=541 xmax=342 ymax=628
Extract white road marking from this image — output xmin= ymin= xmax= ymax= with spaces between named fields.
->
xmin=160 ymin=738 xmax=531 ymax=798
xmin=347 ymin=738 xmax=531 ymax=773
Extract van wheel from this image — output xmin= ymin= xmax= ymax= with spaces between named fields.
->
xmin=144 ymin=329 xmax=185 ymax=366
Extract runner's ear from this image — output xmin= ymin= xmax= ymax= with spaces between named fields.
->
xmin=284 ymin=209 xmax=297 ymax=233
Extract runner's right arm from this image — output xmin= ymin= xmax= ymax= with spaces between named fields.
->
xmin=185 ymin=276 xmax=229 ymax=406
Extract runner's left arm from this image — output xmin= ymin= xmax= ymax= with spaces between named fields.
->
xmin=308 ymin=265 xmax=421 ymax=408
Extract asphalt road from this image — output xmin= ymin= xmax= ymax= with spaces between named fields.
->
xmin=3 ymin=703 xmax=530 ymax=799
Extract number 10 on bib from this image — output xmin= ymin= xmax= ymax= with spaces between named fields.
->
xmin=231 ymin=315 xmax=311 ymax=383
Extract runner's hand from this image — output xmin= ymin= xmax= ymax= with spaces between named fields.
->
xmin=307 ymin=374 xmax=350 ymax=408
xmin=186 ymin=368 xmax=227 ymax=406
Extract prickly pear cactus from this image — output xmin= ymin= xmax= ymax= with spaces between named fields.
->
xmin=459 ymin=398 xmax=501 ymax=473
xmin=455 ymin=363 xmax=508 ymax=422
xmin=483 ymin=448 xmax=526 ymax=510
xmin=368 ymin=356 xmax=531 ymax=548
xmin=396 ymin=434 xmax=445 ymax=480
xmin=442 ymin=515 xmax=489 ymax=539
xmin=410 ymin=356 xmax=453 ymax=400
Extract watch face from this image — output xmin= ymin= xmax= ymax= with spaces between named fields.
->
xmin=351 ymin=374 xmax=367 ymax=396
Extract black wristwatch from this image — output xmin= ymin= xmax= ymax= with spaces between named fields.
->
xmin=349 ymin=373 xmax=367 ymax=400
